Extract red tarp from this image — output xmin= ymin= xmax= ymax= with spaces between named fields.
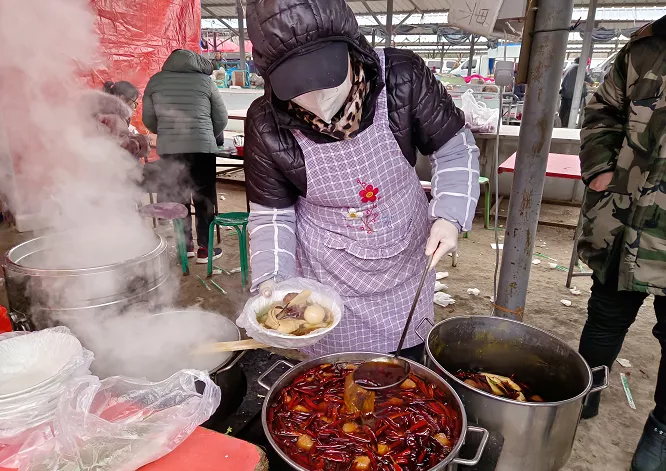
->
xmin=88 ymin=0 xmax=201 ymax=136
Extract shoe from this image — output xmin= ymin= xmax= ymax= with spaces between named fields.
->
xmin=631 ymin=412 xmax=666 ymax=471
xmin=186 ymin=244 xmax=195 ymax=259
xmin=196 ymin=247 xmax=222 ymax=264
xmin=580 ymin=391 xmax=601 ymax=420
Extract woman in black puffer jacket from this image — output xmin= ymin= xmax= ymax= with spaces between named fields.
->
xmin=245 ymin=0 xmax=480 ymax=357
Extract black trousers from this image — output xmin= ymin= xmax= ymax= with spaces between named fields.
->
xmin=559 ymin=97 xmax=572 ymax=128
xmin=579 ymin=272 xmax=666 ymax=413
xmin=156 ymin=153 xmax=217 ymax=249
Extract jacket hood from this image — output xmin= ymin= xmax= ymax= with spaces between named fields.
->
xmin=80 ymin=90 xmax=132 ymax=121
xmin=247 ymin=0 xmax=376 ymax=76
xmin=162 ymin=49 xmax=213 ymax=75
xmin=246 ymin=0 xmax=383 ymax=133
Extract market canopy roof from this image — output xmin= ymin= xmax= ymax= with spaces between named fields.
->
xmin=202 ymin=0 xmax=666 ymax=19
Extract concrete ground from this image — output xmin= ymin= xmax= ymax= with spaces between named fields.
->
xmin=1 ymin=182 xmax=658 ymax=471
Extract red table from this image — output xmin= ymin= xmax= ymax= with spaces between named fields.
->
xmin=498 ymin=152 xmax=591 ymax=288
xmin=498 ymin=152 xmax=581 ymax=180
xmin=2 ymin=427 xmax=266 ymax=471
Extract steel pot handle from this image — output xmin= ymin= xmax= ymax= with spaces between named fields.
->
xmin=451 ymin=426 xmax=489 ymax=467
xmin=588 ymin=365 xmax=609 ymax=394
xmin=258 ymin=359 xmax=295 ymax=391
xmin=217 ymin=349 xmax=247 ymax=373
xmin=415 ymin=317 xmax=434 ymax=342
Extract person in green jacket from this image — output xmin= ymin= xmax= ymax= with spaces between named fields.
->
xmin=143 ymin=49 xmax=228 ymax=263
xmin=577 ymin=16 xmax=666 ymax=471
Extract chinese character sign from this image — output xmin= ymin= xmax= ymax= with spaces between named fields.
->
xmin=448 ymin=0 xmax=503 ymax=37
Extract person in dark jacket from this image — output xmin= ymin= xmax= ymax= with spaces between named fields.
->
xmin=244 ymin=0 xmax=480 ymax=357
xmin=143 ymin=49 xmax=229 ymax=262
xmin=211 ymin=52 xmax=225 ymax=71
xmin=559 ymin=57 xmax=593 ymax=127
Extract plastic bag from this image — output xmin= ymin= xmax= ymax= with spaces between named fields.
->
xmin=460 ymin=89 xmax=499 ymax=133
xmin=237 ymin=277 xmax=344 ymax=349
xmin=21 ymin=370 xmax=221 ymax=471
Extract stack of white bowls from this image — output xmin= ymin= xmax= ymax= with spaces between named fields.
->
xmin=0 ymin=328 xmax=93 ymax=432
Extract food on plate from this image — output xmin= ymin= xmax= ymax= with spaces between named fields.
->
xmin=257 ymin=290 xmax=333 ymax=336
xmin=454 ymin=370 xmax=545 ymax=403
xmin=267 ymin=362 xmax=461 ymax=470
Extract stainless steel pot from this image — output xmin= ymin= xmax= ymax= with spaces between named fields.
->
xmin=79 ymin=309 xmax=247 ymax=428
xmin=258 ymin=352 xmax=489 ymax=471
xmin=3 ymin=232 xmax=171 ymax=330
xmin=421 ymin=316 xmax=608 ymax=471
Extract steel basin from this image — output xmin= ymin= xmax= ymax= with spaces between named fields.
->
xmin=2 ymin=231 xmax=171 ymax=330
xmin=422 ymin=316 xmax=608 ymax=471
xmin=258 ymin=352 xmax=489 ymax=471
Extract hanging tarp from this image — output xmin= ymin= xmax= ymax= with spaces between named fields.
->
xmin=572 ymin=23 xmax=641 ymax=43
xmin=86 ymin=0 xmax=201 ymax=134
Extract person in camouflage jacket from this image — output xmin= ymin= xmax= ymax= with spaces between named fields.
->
xmin=577 ymin=15 xmax=666 ymax=471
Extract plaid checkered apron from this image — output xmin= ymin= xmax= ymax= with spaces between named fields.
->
xmin=293 ymin=50 xmax=435 ymax=357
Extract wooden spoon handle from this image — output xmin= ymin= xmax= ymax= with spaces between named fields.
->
xmin=194 ymin=339 xmax=268 ymax=354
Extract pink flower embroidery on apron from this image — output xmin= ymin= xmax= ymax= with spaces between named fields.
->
xmin=345 ymin=179 xmax=381 ymax=233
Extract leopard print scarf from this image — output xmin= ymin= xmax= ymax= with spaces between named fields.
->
xmin=288 ymin=58 xmax=367 ymax=140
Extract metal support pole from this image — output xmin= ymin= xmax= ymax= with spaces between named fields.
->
xmin=372 ymin=29 xmax=376 ymax=47
xmin=237 ymin=0 xmax=246 ymax=74
xmin=439 ymin=42 xmax=445 ymax=70
xmin=495 ymin=0 xmax=575 ymax=320
xmin=202 ymin=6 xmax=239 ymax=36
xmin=467 ymin=36 xmax=476 ymax=76
xmin=396 ymin=9 xmax=415 ymax=29
xmin=568 ymin=0 xmax=598 ymax=128
xmin=213 ymin=32 xmax=218 ymax=54
xmin=360 ymin=0 xmax=388 ymax=35
xmin=386 ymin=0 xmax=394 ymax=46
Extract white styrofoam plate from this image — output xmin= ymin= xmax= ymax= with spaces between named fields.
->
xmin=0 ymin=331 xmax=83 ymax=396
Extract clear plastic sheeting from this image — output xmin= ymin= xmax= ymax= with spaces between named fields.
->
xmin=237 ymin=277 xmax=344 ymax=349
xmin=87 ymin=0 xmax=201 ymax=134
xmin=18 ymin=370 xmax=221 ymax=471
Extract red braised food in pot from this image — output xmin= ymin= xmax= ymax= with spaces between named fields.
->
xmin=266 ymin=363 xmax=461 ymax=471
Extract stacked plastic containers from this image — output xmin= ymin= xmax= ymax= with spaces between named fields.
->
xmin=0 ymin=327 xmax=93 ymax=468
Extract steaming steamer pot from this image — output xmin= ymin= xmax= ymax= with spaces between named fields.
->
xmin=2 ymin=233 xmax=171 ymax=330
xmin=422 ymin=316 xmax=608 ymax=471
xmin=257 ymin=352 xmax=490 ymax=471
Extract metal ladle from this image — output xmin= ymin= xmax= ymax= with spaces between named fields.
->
xmin=352 ymin=254 xmax=433 ymax=391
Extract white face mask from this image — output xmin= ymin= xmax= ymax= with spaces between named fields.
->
xmin=292 ymin=58 xmax=352 ymax=123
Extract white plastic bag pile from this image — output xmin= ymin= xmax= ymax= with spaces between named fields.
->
xmin=0 ymin=328 xmax=221 ymax=471
xmin=460 ymin=89 xmax=499 ymax=133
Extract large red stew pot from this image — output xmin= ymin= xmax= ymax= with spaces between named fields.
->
xmin=258 ymin=352 xmax=488 ymax=471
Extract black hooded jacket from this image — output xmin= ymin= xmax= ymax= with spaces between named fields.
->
xmin=244 ymin=0 xmax=465 ymax=208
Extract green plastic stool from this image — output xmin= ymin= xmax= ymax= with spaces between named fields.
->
xmin=207 ymin=212 xmax=250 ymax=287
xmin=138 ymin=203 xmax=189 ymax=276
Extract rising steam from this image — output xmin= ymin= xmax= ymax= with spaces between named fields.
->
xmin=0 ymin=0 xmax=226 ymax=380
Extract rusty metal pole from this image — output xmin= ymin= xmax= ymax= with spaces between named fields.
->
xmin=494 ymin=0 xmax=575 ymax=320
